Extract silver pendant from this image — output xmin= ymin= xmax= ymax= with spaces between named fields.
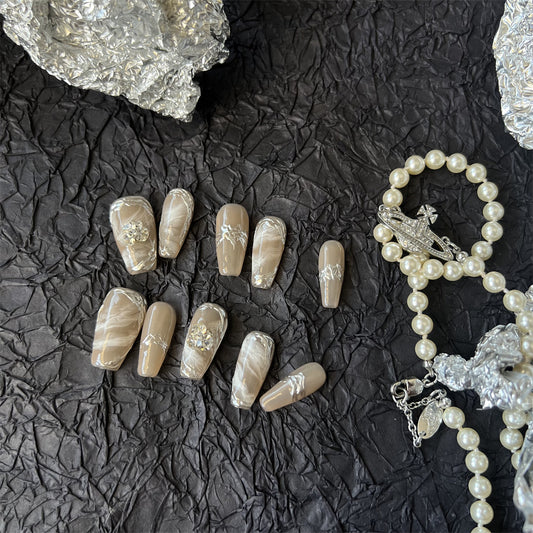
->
xmin=378 ymin=204 xmax=467 ymax=262
xmin=418 ymin=402 xmax=443 ymax=440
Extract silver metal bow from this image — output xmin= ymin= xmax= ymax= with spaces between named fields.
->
xmin=434 ymin=285 xmax=533 ymax=531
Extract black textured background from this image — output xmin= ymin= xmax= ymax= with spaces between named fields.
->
xmin=1 ymin=1 xmax=532 ymax=532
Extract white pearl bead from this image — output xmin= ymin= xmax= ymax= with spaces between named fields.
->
xmin=468 ymin=475 xmax=492 ymax=499
xmin=383 ymin=188 xmax=403 ymax=207
xmin=462 ymin=256 xmax=485 ymax=277
xmin=389 ymin=168 xmax=410 ymax=188
xmin=471 ymin=241 xmax=493 ymax=261
xmin=407 ymin=291 xmax=428 ymax=312
xmin=514 ymin=362 xmax=533 ymax=378
xmin=503 ymin=290 xmax=526 ymax=312
xmin=408 ymin=273 xmax=428 ymax=290
xmin=482 ymin=271 xmax=506 ymax=293
xmin=415 ymin=339 xmax=437 ymax=360
xmin=381 ymin=242 xmax=403 ymax=262
xmin=405 ymin=155 xmax=425 ymax=175
xmin=483 ymin=201 xmax=504 ymax=221
xmin=466 ymin=450 xmax=489 ymax=473
xmin=503 ymin=409 xmax=527 ymax=429
xmin=466 ymin=163 xmax=487 ymax=183
xmin=457 ymin=428 xmax=480 ymax=450
xmin=471 ymin=527 xmax=491 ymax=533
xmin=442 ymin=406 xmax=465 ymax=429
xmin=516 ymin=311 xmax=533 ymax=333
xmin=411 ymin=314 xmax=433 ymax=335
xmin=373 ymin=224 xmax=393 ymax=244
xmin=477 ymin=182 xmax=499 ymax=202
xmin=446 ymin=153 xmax=468 ymax=173
xmin=399 ymin=255 xmax=421 ymax=275
xmin=443 ymin=261 xmax=463 ymax=281
xmin=422 ymin=259 xmax=443 ymax=280
xmin=500 ymin=428 xmax=523 ymax=451
xmin=470 ymin=500 xmax=494 ymax=526
xmin=512 ymin=451 xmax=521 ymax=469
xmin=517 ymin=394 xmax=533 ymax=411
xmin=425 ymin=150 xmax=446 ymax=169
xmin=481 ymin=221 xmax=503 ymax=242
xmin=521 ymin=335 xmax=533 ymax=359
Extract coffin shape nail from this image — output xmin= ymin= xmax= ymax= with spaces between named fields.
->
xmin=159 ymin=189 xmax=194 ymax=259
xmin=216 ymin=204 xmax=249 ymax=276
xmin=251 ymin=216 xmax=286 ymax=288
xmin=110 ymin=196 xmax=157 ymax=275
xmin=180 ymin=303 xmax=228 ymax=379
xmin=319 ymin=240 xmax=345 ymax=308
xmin=231 ymin=331 xmax=275 ymax=409
xmin=91 ymin=288 xmax=147 ymax=371
xmin=259 ymin=362 xmax=326 ymax=412
xmin=138 ymin=302 xmax=177 ymax=377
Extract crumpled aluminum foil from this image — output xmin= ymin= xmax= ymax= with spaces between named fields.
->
xmin=433 ymin=323 xmax=532 ymax=410
xmin=0 ymin=0 xmax=230 ymax=121
xmin=493 ymin=0 xmax=533 ymax=150
xmin=434 ymin=285 xmax=533 ymax=531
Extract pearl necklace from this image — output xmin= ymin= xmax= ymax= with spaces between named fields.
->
xmin=373 ymin=150 xmax=533 ymax=533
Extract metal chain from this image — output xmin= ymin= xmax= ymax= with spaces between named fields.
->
xmin=391 ymin=376 xmax=448 ymax=448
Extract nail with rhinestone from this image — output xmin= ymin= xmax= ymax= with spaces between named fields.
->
xmin=138 ymin=302 xmax=177 ymax=377
xmin=251 ymin=216 xmax=286 ymax=289
xmin=91 ymin=288 xmax=147 ymax=371
xmin=110 ymin=196 xmax=157 ymax=275
xmin=231 ymin=331 xmax=275 ymax=409
xmin=259 ymin=362 xmax=326 ymax=412
xmin=159 ymin=189 xmax=194 ymax=259
xmin=318 ymin=240 xmax=345 ymax=308
xmin=216 ymin=204 xmax=249 ymax=276
xmin=180 ymin=303 xmax=228 ymax=379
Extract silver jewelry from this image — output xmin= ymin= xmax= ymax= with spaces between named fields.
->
xmin=374 ymin=150 xmax=533 ymax=532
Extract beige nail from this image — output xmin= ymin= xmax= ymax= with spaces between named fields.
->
xmin=138 ymin=302 xmax=177 ymax=377
xmin=319 ymin=240 xmax=345 ymax=308
xmin=251 ymin=217 xmax=286 ymax=289
xmin=91 ymin=288 xmax=147 ymax=371
xmin=231 ymin=331 xmax=275 ymax=409
xmin=110 ymin=196 xmax=157 ymax=275
xmin=259 ymin=362 xmax=326 ymax=412
xmin=180 ymin=303 xmax=228 ymax=379
xmin=216 ymin=204 xmax=249 ymax=276
xmin=159 ymin=189 xmax=194 ymax=259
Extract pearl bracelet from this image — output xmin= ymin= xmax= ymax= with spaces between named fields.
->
xmin=374 ymin=150 xmax=533 ymax=533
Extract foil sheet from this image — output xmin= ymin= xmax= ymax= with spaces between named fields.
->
xmin=433 ymin=323 xmax=533 ymax=410
xmin=0 ymin=0 xmax=230 ymax=121
xmin=493 ymin=0 xmax=533 ymax=150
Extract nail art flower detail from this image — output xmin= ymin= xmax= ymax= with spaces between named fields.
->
xmin=187 ymin=324 xmax=215 ymax=352
xmin=122 ymin=221 xmax=149 ymax=245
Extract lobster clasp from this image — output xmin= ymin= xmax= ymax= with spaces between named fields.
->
xmin=391 ymin=378 xmax=424 ymax=400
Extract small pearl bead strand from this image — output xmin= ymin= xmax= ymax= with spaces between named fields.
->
xmin=375 ymin=151 xmax=533 ymax=533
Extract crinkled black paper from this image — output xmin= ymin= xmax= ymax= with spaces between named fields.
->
xmin=0 ymin=2 xmax=532 ymax=532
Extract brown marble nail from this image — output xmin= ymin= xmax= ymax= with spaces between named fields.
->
xmin=231 ymin=331 xmax=275 ymax=409
xmin=180 ymin=303 xmax=228 ymax=379
xmin=319 ymin=240 xmax=345 ymax=308
xmin=91 ymin=288 xmax=147 ymax=371
xmin=251 ymin=216 xmax=286 ymax=289
xmin=159 ymin=189 xmax=194 ymax=259
xmin=259 ymin=362 xmax=326 ymax=412
xmin=138 ymin=302 xmax=177 ymax=377
xmin=110 ymin=196 xmax=157 ymax=275
xmin=216 ymin=204 xmax=249 ymax=276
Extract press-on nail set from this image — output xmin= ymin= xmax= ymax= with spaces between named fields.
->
xmin=91 ymin=190 xmax=343 ymax=411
